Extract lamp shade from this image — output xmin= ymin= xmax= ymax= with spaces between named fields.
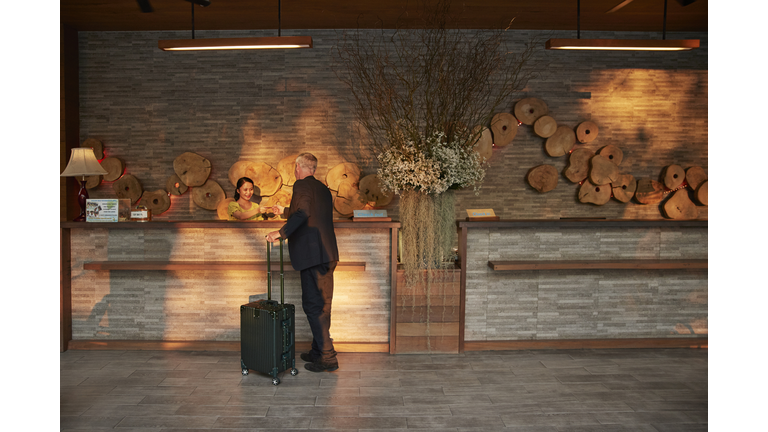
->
xmin=60 ymin=147 xmax=109 ymax=177
xmin=158 ymin=36 xmax=313 ymax=51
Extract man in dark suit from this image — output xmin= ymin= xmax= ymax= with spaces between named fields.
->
xmin=266 ymin=153 xmax=340 ymax=372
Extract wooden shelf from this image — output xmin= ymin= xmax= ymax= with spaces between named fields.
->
xmin=488 ymin=259 xmax=707 ymax=271
xmin=83 ymin=261 xmax=366 ymax=272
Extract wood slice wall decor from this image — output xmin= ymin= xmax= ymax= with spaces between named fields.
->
xmin=334 ymin=188 xmax=368 ymax=217
xmin=685 ymin=166 xmax=707 ymax=191
xmin=533 ymin=115 xmax=557 ymax=138
xmin=326 ymin=162 xmax=361 ymax=191
xmin=100 ymin=157 xmax=125 ymax=182
xmin=635 ymin=178 xmax=664 ymax=204
xmin=513 ymin=97 xmax=548 ymax=125
xmin=611 ymin=174 xmax=637 ymax=203
xmin=174 ymin=152 xmax=211 ymax=187
xmin=472 ymin=126 xmax=493 ymax=161
xmin=490 ymin=113 xmax=517 ymax=147
xmin=576 ymin=121 xmax=599 ymax=143
xmin=695 ymin=180 xmax=708 ymax=206
xmin=598 ymin=145 xmax=623 ymax=166
xmin=141 ymin=190 xmax=171 ymax=215
xmin=563 ymin=148 xmax=593 ymax=183
xmin=165 ymin=174 xmax=188 ymax=196
xmin=244 ymin=162 xmax=282 ymax=197
xmin=527 ymin=165 xmax=558 ymax=193
xmin=113 ymin=174 xmax=143 ymax=204
xmin=277 ymin=154 xmax=299 ymax=186
xmin=589 ymin=154 xmax=620 ymax=185
xmin=359 ymin=174 xmax=393 ymax=207
xmin=545 ymin=126 xmax=576 ymax=157
xmin=216 ymin=198 xmax=235 ymax=220
xmin=85 ymin=175 xmax=102 ymax=189
xmin=228 ymin=160 xmax=253 ymax=187
xmin=578 ymin=180 xmax=611 ymax=205
xmin=81 ymin=138 xmax=104 ymax=160
xmin=192 ymin=179 xmax=226 ymax=210
xmin=662 ymin=164 xmax=686 ymax=189
xmin=663 ymin=189 xmax=698 ymax=219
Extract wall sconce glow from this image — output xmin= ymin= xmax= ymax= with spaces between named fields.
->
xmin=545 ymin=38 xmax=699 ymax=51
xmin=158 ymin=36 xmax=313 ymax=51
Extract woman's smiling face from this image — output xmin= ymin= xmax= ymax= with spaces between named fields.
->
xmin=238 ymin=182 xmax=254 ymax=201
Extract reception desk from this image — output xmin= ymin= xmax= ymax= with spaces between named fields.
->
xmin=61 ymin=219 xmax=707 ymax=353
xmin=60 ymin=220 xmax=399 ymax=352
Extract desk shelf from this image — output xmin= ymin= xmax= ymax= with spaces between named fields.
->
xmin=83 ymin=261 xmax=366 ymax=272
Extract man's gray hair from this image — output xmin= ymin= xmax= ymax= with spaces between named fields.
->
xmin=296 ymin=153 xmax=318 ymax=173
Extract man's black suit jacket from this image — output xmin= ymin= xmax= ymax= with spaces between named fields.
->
xmin=278 ymin=175 xmax=339 ymax=271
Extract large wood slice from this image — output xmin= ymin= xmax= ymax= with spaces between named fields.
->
xmin=326 ymin=162 xmax=361 ymax=191
xmin=598 ymin=145 xmax=623 ymax=166
xmin=277 ymin=154 xmax=300 ymax=186
xmin=576 ymin=121 xmax=599 ymax=143
xmin=472 ymin=126 xmax=493 ymax=162
xmin=563 ymin=148 xmax=594 ymax=183
xmin=634 ymin=178 xmax=664 ymax=204
xmin=261 ymin=188 xmax=292 ymax=209
xmin=228 ymin=160 xmax=253 ymax=187
xmin=686 ymin=166 xmax=707 ymax=191
xmin=244 ymin=162 xmax=283 ymax=196
xmin=611 ymin=174 xmax=637 ymax=203
xmin=165 ymin=174 xmax=188 ymax=196
xmin=662 ymin=164 xmax=686 ymax=189
xmin=589 ymin=154 xmax=620 ymax=185
xmin=526 ymin=165 xmax=558 ymax=193
xmin=490 ymin=112 xmax=517 ymax=147
xmin=85 ymin=175 xmax=102 ymax=189
xmin=81 ymin=138 xmax=104 ymax=160
xmin=216 ymin=198 xmax=235 ymax=220
xmin=578 ymin=180 xmax=611 ymax=205
xmin=141 ymin=189 xmax=171 ymax=216
xmin=695 ymin=180 xmax=708 ymax=206
xmin=533 ymin=115 xmax=557 ymax=138
xmin=192 ymin=179 xmax=226 ymax=210
xmin=113 ymin=174 xmax=143 ymax=204
xmin=663 ymin=189 xmax=698 ymax=219
xmin=513 ymin=97 xmax=548 ymax=125
xmin=334 ymin=187 xmax=367 ymax=217
xmin=100 ymin=157 xmax=125 ymax=182
xmin=359 ymin=174 xmax=393 ymax=207
xmin=545 ymin=126 xmax=576 ymax=157
xmin=174 ymin=152 xmax=211 ymax=187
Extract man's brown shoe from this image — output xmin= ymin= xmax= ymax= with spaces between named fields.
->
xmin=304 ymin=361 xmax=339 ymax=372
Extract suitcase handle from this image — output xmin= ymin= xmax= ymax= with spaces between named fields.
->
xmin=266 ymin=238 xmax=285 ymax=304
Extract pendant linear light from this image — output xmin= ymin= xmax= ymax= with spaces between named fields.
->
xmin=545 ymin=0 xmax=698 ymax=51
xmin=158 ymin=0 xmax=312 ymax=51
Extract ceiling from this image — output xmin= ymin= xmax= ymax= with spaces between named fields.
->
xmin=61 ymin=0 xmax=707 ymax=33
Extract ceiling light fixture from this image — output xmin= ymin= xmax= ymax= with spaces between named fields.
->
xmin=158 ymin=0 xmax=312 ymax=51
xmin=545 ymin=0 xmax=699 ymax=51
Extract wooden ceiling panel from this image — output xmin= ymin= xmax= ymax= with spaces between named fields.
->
xmin=60 ymin=0 xmax=707 ymax=33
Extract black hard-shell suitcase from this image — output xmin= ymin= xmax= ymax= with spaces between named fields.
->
xmin=240 ymin=238 xmax=298 ymax=385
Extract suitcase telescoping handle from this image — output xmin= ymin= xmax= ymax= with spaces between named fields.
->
xmin=266 ymin=237 xmax=285 ymax=304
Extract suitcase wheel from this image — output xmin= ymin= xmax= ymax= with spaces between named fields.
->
xmin=290 ymin=368 xmax=299 ymax=376
xmin=272 ymin=377 xmax=280 ymax=386
xmin=241 ymin=368 xmax=249 ymax=376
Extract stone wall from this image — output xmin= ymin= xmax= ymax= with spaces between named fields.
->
xmin=76 ymin=29 xmax=708 ymax=222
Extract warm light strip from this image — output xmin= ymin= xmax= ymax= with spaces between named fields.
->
xmin=545 ymin=38 xmax=699 ymax=51
xmin=158 ymin=36 xmax=313 ymax=51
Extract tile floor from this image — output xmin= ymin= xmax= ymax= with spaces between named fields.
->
xmin=60 ymin=348 xmax=707 ymax=431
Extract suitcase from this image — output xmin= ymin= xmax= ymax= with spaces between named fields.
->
xmin=240 ymin=238 xmax=298 ymax=385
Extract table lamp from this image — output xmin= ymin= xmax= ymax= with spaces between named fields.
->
xmin=61 ymin=147 xmax=109 ymax=221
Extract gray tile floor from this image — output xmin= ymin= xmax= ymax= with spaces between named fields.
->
xmin=61 ymin=348 xmax=707 ymax=431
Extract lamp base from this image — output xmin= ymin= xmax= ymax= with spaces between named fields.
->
xmin=74 ymin=177 xmax=89 ymax=222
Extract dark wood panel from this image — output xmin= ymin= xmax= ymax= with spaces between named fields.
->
xmin=488 ymin=259 xmax=707 ymax=271
xmin=395 ymin=306 xmax=460 ymax=323
xmin=82 ymin=261 xmax=366 ymax=271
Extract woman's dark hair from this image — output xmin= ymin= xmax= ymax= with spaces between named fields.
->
xmin=234 ymin=177 xmax=255 ymax=201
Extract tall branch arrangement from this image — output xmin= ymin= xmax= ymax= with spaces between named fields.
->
xmin=333 ymin=0 xmax=540 ymax=179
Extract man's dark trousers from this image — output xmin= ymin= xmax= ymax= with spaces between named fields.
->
xmin=301 ymin=261 xmax=338 ymax=364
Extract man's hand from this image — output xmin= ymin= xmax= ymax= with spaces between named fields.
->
xmin=272 ymin=204 xmax=285 ymax=215
xmin=265 ymin=231 xmax=281 ymax=243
